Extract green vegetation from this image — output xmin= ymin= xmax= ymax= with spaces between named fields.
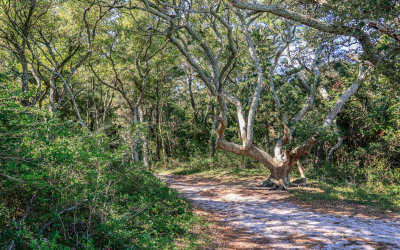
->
xmin=290 ymin=181 xmax=400 ymax=212
xmin=0 ymin=90 xmax=205 ymax=249
xmin=1 ymin=0 xmax=400 ymax=248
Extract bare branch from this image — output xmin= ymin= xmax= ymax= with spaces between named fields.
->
xmin=323 ymin=64 xmax=370 ymax=128
xmin=369 ymin=21 xmax=400 ymax=43
xmin=227 ymin=0 xmax=378 ymax=65
xmin=237 ymin=10 xmax=263 ymax=149
xmin=39 ymin=200 xmax=88 ymax=235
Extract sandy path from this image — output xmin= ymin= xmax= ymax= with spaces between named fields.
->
xmin=157 ymin=173 xmax=400 ymax=249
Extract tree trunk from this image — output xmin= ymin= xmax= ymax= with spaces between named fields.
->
xmin=262 ymin=165 xmax=291 ymax=190
xmin=188 ymin=71 xmax=198 ymax=123
xmin=315 ymin=144 xmax=323 ymax=170
xmin=139 ymin=104 xmax=149 ymax=169
xmin=132 ymin=107 xmax=139 ymax=163
xmin=208 ymin=103 xmax=218 ymax=158
xmin=155 ymin=84 xmax=161 ymax=161
xmin=158 ymin=109 xmax=168 ymax=170
xmin=156 ymin=80 xmax=168 ymax=169
xmin=102 ymin=90 xmax=113 ymax=124
xmin=19 ymin=46 xmax=30 ymax=102
xmin=49 ymin=73 xmax=57 ymax=114
xmin=297 ymin=160 xmax=306 ymax=185
xmin=155 ymin=111 xmax=161 ymax=161
xmin=263 ymin=120 xmax=271 ymax=152
xmin=165 ymin=106 xmax=173 ymax=156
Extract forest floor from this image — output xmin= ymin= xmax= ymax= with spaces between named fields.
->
xmin=156 ymin=172 xmax=400 ymax=249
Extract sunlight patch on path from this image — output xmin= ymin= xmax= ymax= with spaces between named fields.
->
xmin=157 ymin=174 xmax=400 ymax=249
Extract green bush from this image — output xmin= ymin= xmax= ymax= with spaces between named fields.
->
xmin=0 ymin=89 xmax=201 ymax=249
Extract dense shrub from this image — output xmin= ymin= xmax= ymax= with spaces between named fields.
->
xmin=0 ymin=89 xmax=200 ymax=249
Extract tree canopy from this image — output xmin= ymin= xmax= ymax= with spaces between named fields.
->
xmin=0 ymin=0 xmax=399 ymax=248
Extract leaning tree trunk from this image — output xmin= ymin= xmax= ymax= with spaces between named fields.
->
xmin=297 ymin=160 xmax=306 ymax=185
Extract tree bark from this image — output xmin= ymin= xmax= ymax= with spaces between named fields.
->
xmin=155 ymin=102 xmax=161 ymax=161
xmin=48 ymin=73 xmax=57 ymax=114
xmin=158 ymin=108 xmax=168 ymax=170
xmin=327 ymin=119 xmax=343 ymax=162
xmin=263 ymin=165 xmax=292 ymax=190
xmin=187 ymin=70 xmax=198 ymax=123
xmin=297 ymin=160 xmax=306 ymax=185
xmin=209 ymin=103 xmax=218 ymax=158
xmin=102 ymin=90 xmax=113 ymax=124
xmin=315 ymin=144 xmax=323 ymax=170
xmin=19 ymin=46 xmax=29 ymax=94
xmin=139 ymin=104 xmax=149 ymax=169
xmin=132 ymin=106 xmax=139 ymax=163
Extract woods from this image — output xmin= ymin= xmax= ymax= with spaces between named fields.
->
xmin=1 ymin=0 xmax=399 ymax=248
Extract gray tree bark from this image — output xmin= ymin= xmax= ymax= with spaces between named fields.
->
xmin=136 ymin=1 xmax=371 ymax=189
xmin=139 ymin=104 xmax=149 ymax=169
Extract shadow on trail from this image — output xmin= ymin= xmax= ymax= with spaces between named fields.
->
xmin=158 ymin=174 xmax=400 ymax=249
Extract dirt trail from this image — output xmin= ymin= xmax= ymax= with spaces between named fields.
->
xmin=157 ymin=173 xmax=400 ymax=249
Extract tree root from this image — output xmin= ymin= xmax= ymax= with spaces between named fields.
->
xmin=262 ymin=179 xmax=275 ymax=187
xmin=262 ymin=178 xmax=290 ymax=190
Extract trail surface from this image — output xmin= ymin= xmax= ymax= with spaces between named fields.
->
xmin=157 ymin=173 xmax=400 ymax=249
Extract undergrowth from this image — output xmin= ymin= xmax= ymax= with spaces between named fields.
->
xmin=0 ymin=90 xmax=207 ymax=249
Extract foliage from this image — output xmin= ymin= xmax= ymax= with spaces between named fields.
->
xmin=1 ymin=0 xmax=400 ymax=246
xmin=0 ymin=88 xmax=204 ymax=249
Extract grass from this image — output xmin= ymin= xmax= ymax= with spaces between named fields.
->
xmin=161 ymin=166 xmax=269 ymax=179
xmin=289 ymin=179 xmax=400 ymax=212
